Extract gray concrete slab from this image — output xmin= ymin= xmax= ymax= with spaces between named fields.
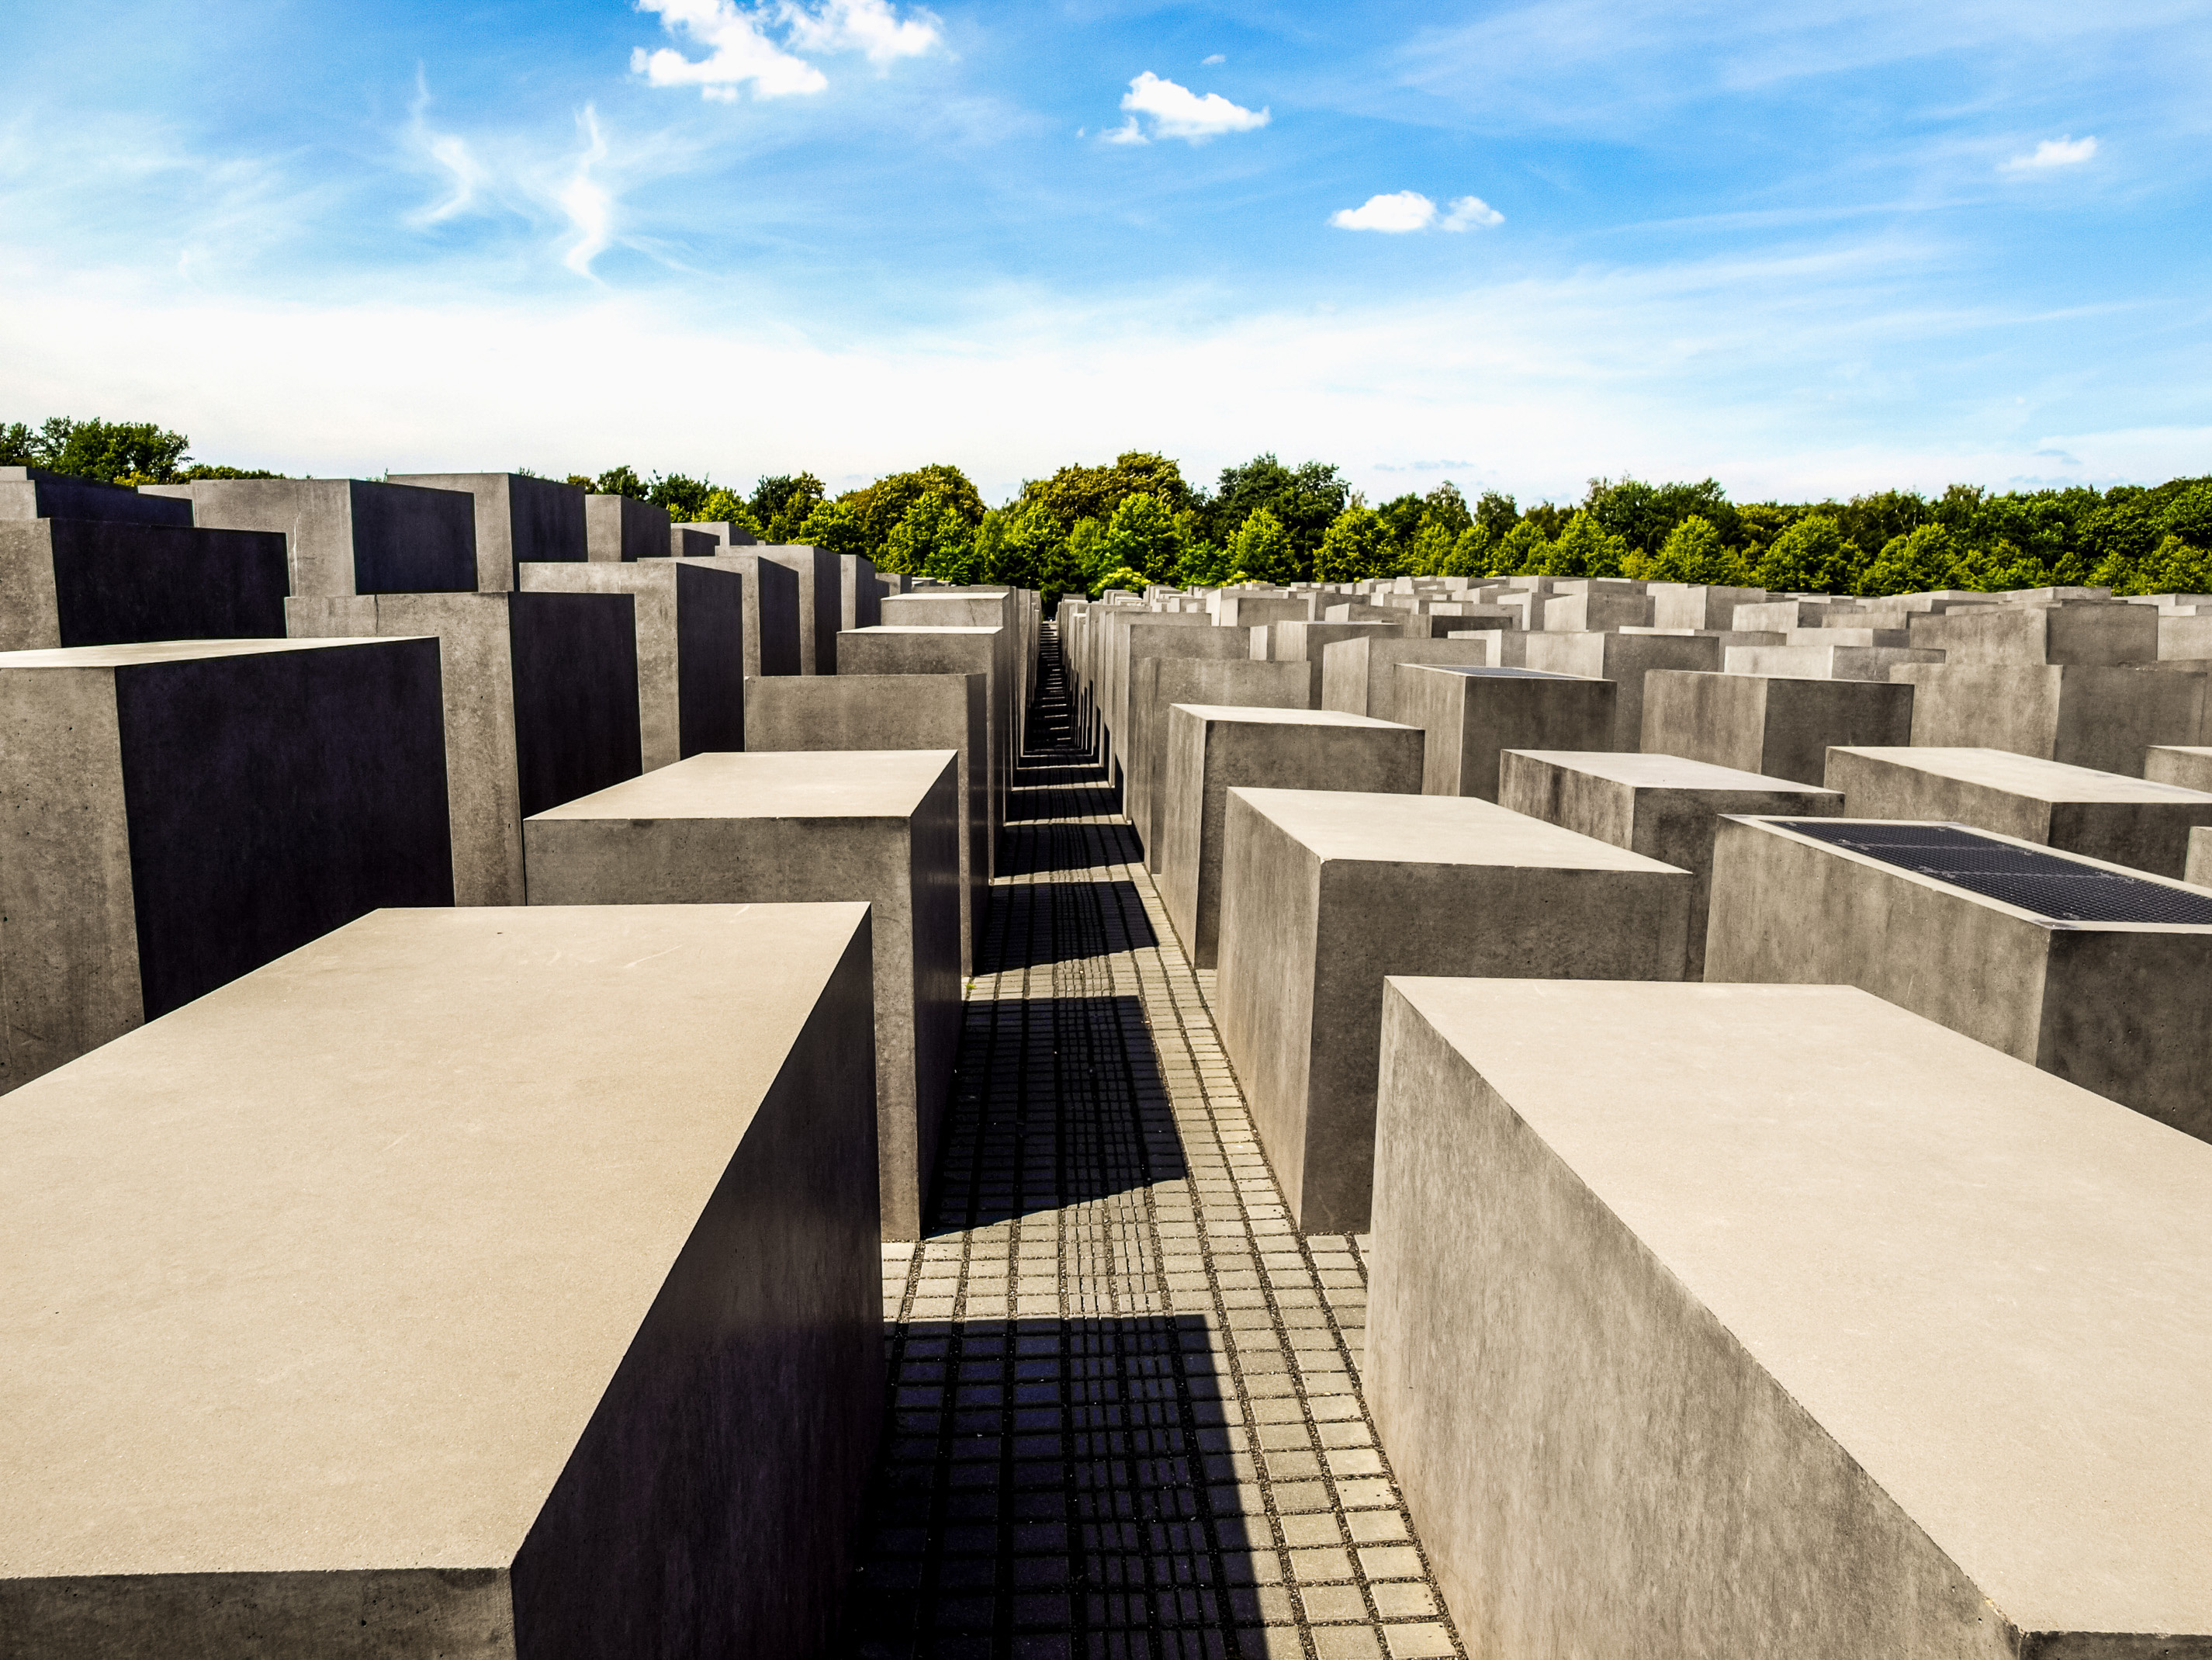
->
xmin=1115 ymin=618 xmax=1230 ymax=803
xmin=840 ymin=555 xmax=881 ymax=632
xmin=519 ymin=560 xmax=744 ymax=770
xmin=1395 ymin=664 xmax=1616 ymax=802
xmin=1705 ymin=814 xmax=2212 ymax=1141
xmin=1368 ymin=976 xmax=2212 ymax=1660
xmin=2147 ymin=744 xmax=2212 ymax=795
xmin=758 ymin=546 xmax=843 ymax=674
xmin=745 ymin=672 xmax=989 ymax=975
xmin=1641 ymin=669 xmax=1912 ymax=785
xmin=289 ymin=592 xmax=643 ymax=906
xmin=0 ymin=903 xmax=882 ymax=1659
xmin=839 ymin=626 xmax=1010 ymax=875
xmin=1129 ymin=655 xmax=1311 ymax=871
xmin=1497 ymin=748 xmax=1841 ymax=976
xmin=1890 ymin=663 xmax=2207 ymax=777
xmin=524 ymin=750 xmax=961 ymax=1239
xmin=1217 ymin=788 xmax=1688 ymax=1232
xmin=1723 ymin=643 xmax=1944 ymax=680
xmin=2161 ymin=615 xmax=2212 ymax=660
xmin=1908 ymin=600 xmax=2158 ymax=666
xmin=1519 ymin=630 xmax=1722 ymax=750
xmin=674 ymin=519 xmax=758 ymax=547
xmin=675 ymin=553 xmax=801 ymax=679
xmin=0 ymin=465 xmax=193 ymax=526
xmin=1826 ymin=746 xmax=2212 ymax=877
xmin=0 ymin=639 xmax=452 ymax=1093
xmin=0 ymin=518 xmax=288 ymax=648
xmin=2191 ymin=826 xmax=2212 ymax=888
xmin=583 ymin=493 xmax=671 ymax=563
xmin=144 ymin=477 xmax=478 ymax=595
xmin=670 ymin=525 xmax=718 ymax=558
xmin=1542 ymin=590 xmax=1653 ymax=632
xmin=387 ymin=472 xmax=587 ymax=593
xmin=1650 ymin=582 xmax=1766 ymax=631
xmin=1159 ymin=705 xmax=1423 ymax=969
xmin=1319 ymin=636 xmax=1504 ymax=723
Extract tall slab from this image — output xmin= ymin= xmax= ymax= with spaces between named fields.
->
xmin=757 ymin=546 xmax=843 ymax=674
xmin=1394 ymin=664 xmax=1615 ymax=801
xmin=839 ymin=626 xmax=1008 ymax=875
xmin=1369 ymin=977 xmax=2212 ymax=1660
xmin=387 ymin=471 xmax=587 ymax=592
xmin=1129 ymin=654 xmax=1310 ymax=869
xmin=1891 ymin=662 xmax=2205 ymax=776
xmin=1640 ymin=669 xmax=1911 ymax=785
xmin=1 ymin=903 xmax=883 ymax=1659
xmin=144 ymin=477 xmax=479 ymax=595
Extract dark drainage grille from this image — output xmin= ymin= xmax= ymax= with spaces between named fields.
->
xmin=1773 ymin=820 xmax=2212 ymax=925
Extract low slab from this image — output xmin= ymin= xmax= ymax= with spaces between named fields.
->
xmin=1217 ymin=788 xmax=1688 ymax=1232
xmin=1369 ymin=977 xmax=2212 ymax=1659
xmin=1826 ymin=746 xmax=2212 ymax=877
xmin=1 ymin=903 xmax=882 ymax=1658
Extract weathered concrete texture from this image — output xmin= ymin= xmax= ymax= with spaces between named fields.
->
xmin=1265 ymin=621 xmax=1408 ymax=702
xmin=1082 ymin=608 xmax=1207 ymax=791
xmin=0 ymin=518 xmax=288 ymax=648
xmin=0 ymin=466 xmax=194 ymax=526
xmin=881 ymin=589 xmax=1038 ymax=750
xmin=839 ymin=626 xmax=1010 ymax=876
xmin=1130 ymin=655 xmax=1311 ymax=872
xmin=1908 ymin=600 xmax=2158 ymax=666
xmin=1723 ymin=643 xmax=1944 ymax=680
xmin=1826 ymin=746 xmax=2212 ymax=878
xmin=1320 ymin=637 xmax=1504 ymax=723
xmin=676 ymin=520 xmax=758 ymax=548
xmin=387 ymin=472 xmax=587 ymax=594
xmin=756 ymin=546 xmax=843 ymax=674
xmin=1396 ymin=664 xmax=1616 ymax=802
xmin=583 ymin=492 xmax=671 ymax=563
xmin=1651 ymin=582 xmax=1767 ymax=632
xmin=1705 ymin=815 xmax=2212 ymax=1142
xmin=2147 ymin=744 xmax=2212 ymax=795
xmin=144 ymin=477 xmax=478 ymax=595
xmin=289 ymin=593 xmax=642 ymax=906
xmin=674 ymin=552 xmax=800 ymax=679
xmin=0 ymin=903 xmax=882 ymax=1660
xmin=524 ymin=751 xmax=962 ymax=1241
xmin=1159 ymin=705 xmax=1424 ymax=969
xmin=1519 ymin=630 xmax=1722 ymax=751
xmin=519 ymin=560 xmax=744 ymax=770
xmin=1641 ymin=670 xmax=1913 ymax=785
xmin=1892 ymin=662 xmax=2207 ymax=777
xmin=1543 ymin=590 xmax=1653 ymax=632
xmin=1217 ymin=788 xmax=1689 ymax=1233
xmin=2162 ymin=615 xmax=2212 ymax=660
xmin=1214 ymin=593 xmax=1310 ymax=629
xmin=839 ymin=555 xmax=881 ymax=632
xmin=2191 ymin=826 xmax=2212 ymax=888
xmin=744 ymin=671 xmax=989 ymax=975
xmin=1116 ymin=618 xmax=1231 ymax=806
xmin=0 ymin=639 xmax=452 ymax=1093
xmin=1367 ymin=976 xmax=2212 ymax=1660
xmin=1498 ymin=749 xmax=1842 ymax=976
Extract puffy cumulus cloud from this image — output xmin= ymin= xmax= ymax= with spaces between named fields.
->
xmin=632 ymin=0 xmax=941 ymax=102
xmin=2002 ymin=135 xmax=2099 ymax=174
xmin=1330 ymin=191 xmax=1438 ymax=232
xmin=1440 ymin=195 xmax=1504 ymax=230
xmin=1107 ymin=71 xmax=1269 ymax=145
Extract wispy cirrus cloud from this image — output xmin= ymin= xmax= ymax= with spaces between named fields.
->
xmin=1331 ymin=191 xmax=1504 ymax=232
xmin=2002 ymin=134 xmax=2099 ymax=173
xmin=1103 ymin=71 xmax=1269 ymax=145
xmin=559 ymin=108 xmax=613 ymax=277
xmin=407 ymin=70 xmax=485 ymax=227
xmin=632 ymin=0 xmax=941 ymax=102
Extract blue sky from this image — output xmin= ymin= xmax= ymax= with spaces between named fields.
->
xmin=2 ymin=0 xmax=2206 ymax=505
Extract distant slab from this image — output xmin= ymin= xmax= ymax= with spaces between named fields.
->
xmin=1891 ymin=662 xmax=2205 ymax=777
xmin=1369 ymin=977 xmax=2212 ymax=1659
xmin=1827 ymin=745 xmax=2212 ymax=877
xmin=145 ymin=477 xmax=478 ymax=596
xmin=1706 ymin=814 xmax=2212 ymax=1140
xmin=524 ymin=750 xmax=962 ymax=1240
xmin=386 ymin=472 xmax=586 ymax=593
xmin=1641 ymin=669 xmax=1911 ymax=785
xmin=0 ymin=518 xmax=288 ymax=648
xmin=1 ymin=903 xmax=883 ymax=1658
xmin=1394 ymin=664 xmax=1615 ymax=802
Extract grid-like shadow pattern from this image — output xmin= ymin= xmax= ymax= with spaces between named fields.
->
xmin=842 ymin=628 xmax=1463 ymax=1660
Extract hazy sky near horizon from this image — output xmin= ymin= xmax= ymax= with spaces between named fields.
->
xmin=2 ymin=0 xmax=2206 ymax=505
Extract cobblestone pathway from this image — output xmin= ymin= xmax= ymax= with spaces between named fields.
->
xmin=840 ymin=630 xmax=1464 ymax=1660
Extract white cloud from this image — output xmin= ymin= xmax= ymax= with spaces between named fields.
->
xmin=1113 ymin=71 xmax=1269 ymax=144
xmin=2002 ymin=135 xmax=2099 ymax=174
xmin=780 ymin=0 xmax=942 ymax=65
xmin=1202 ymin=54 xmax=1225 ymax=65
xmin=632 ymin=0 xmax=940 ymax=100
xmin=1331 ymin=191 xmax=1438 ymax=232
xmin=1441 ymin=195 xmax=1505 ymax=230
xmin=559 ymin=107 xmax=613 ymax=278
xmin=407 ymin=71 xmax=485 ymax=227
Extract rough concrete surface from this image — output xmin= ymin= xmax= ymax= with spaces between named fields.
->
xmin=1394 ymin=664 xmax=1616 ymax=801
xmin=1641 ymin=669 xmax=1912 ymax=785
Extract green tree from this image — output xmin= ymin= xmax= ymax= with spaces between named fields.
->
xmin=1096 ymin=492 xmax=1183 ymax=584
xmin=9 ymin=417 xmax=192 ymax=484
xmin=1584 ymin=477 xmax=1741 ymax=557
xmin=1625 ymin=515 xmax=1751 ymax=584
xmin=794 ymin=497 xmax=863 ymax=556
xmin=1530 ymin=511 xmax=1631 ymax=579
xmin=840 ymin=464 xmax=986 ymax=560
xmin=1753 ymin=512 xmax=1858 ymax=594
xmin=1316 ymin=506 xmax=1393 ymax=583
xmin=749 ymin=473 xmax=827 ymax=543
xmin=692 ymin=487 xmax=763 ymax=535
xmin=649 ymin=473 xmax=717 ymax=522
xmin=985 ymin=501 xmax=1063 ymax=591
xmin=1490 ymin=520 xmax=1549 ymax=576
xmin=1862 ymin=524 xmax=1967 ymax=597
xmin=880 ymin=487 xmax=974 ymax=578
xmin=1227 ymin=508 xmax=1296 ymax=586
xmin=1203 ymin=455 xmax=1348 ymax=567
xmin=1016 ymin=452 xmax=1194 ymax=534
xmin=1441 ymin=525 xmax=1491 ymax=577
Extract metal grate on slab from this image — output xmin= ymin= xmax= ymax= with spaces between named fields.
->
xmin=1771 ymin=820 xmax=2212 ymax=925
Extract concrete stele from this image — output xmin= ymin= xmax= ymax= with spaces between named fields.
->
xmin=1368 ymin=977 xmax=2212 ymax=1659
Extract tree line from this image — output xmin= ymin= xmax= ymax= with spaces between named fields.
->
xmin=12 ymin=416 xmax=2210 ymax=602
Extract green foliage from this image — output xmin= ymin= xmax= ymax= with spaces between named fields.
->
xmin=1490 ymin=520 xmax=1549 ymax=576
xmin=794 ymin=496 xmax=863 ymax=556
xmin=5 ymin=416 xmax=192 ymax=484
xmin=1623 ymin=515 xmax=1753 ymax=584
xmin=1016 ymin=452 xmax=1193 ymax=535
xmin=1753 ymin=512 xmax=1857 ymax=593
xmin=692 ymin=487 xmax=763 ymax=535
xmin=842 ymin=463 xmax=986 ymax=559
xmin=1861 ymin=524 xmax=1964 ymax=597
xmin=881 ymin=487 xmax=974 ymax=579
xmin=648 ymin=473 xmax=717 ymax=522
xmin=1204 ymin=455 xmax=1348 ymax=563
xmin=1315 ymin=506 xmax=1393 ymax=584
xmin=749 ymin=473 xmax=826 ymax=544
xmin=1227 ymin=508 xmax=1297 ymax=586
xmin=1096 ymin=492 xmax=1185 ymax=584
xmin=1525 ymin=511 xmax=1632 ymax=579
xmin=1584 ymin=477 xmax=1739 ymax=556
